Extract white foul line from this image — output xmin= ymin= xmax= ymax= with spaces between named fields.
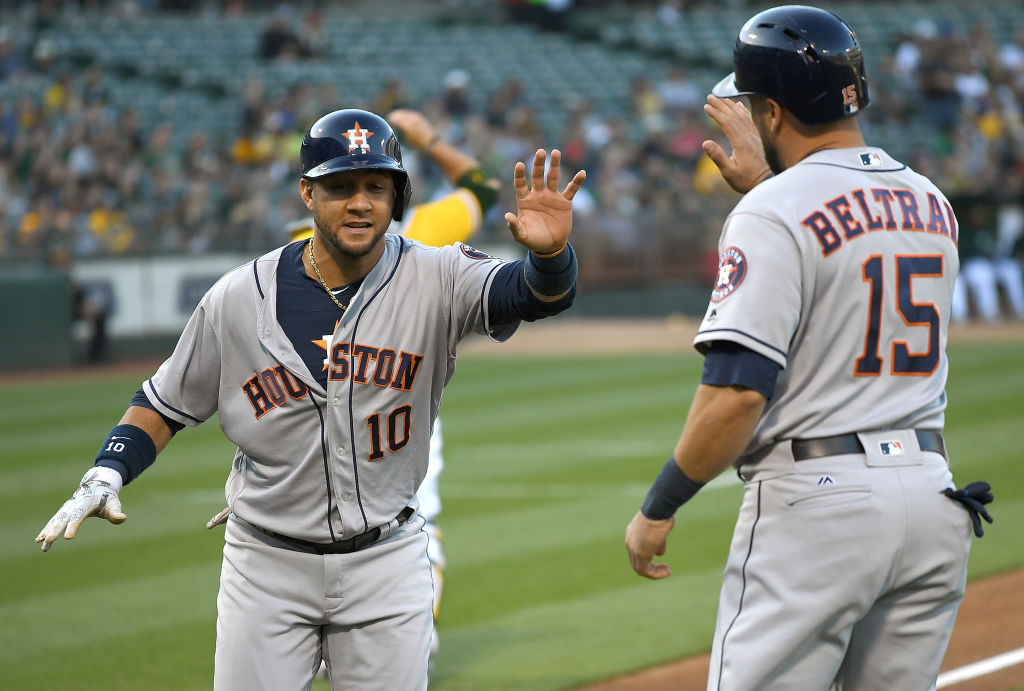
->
xmin=936 ymin=646 xmax=1024 ymax=688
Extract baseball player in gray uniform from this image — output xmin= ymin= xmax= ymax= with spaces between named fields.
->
xmin=36 ymin=108 xmax=586 ymax=690
xmin=625 ymin=6 xmax=993 ymax=690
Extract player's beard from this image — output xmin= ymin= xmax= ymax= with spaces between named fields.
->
xmin=312 ymin=208 xmax=388 ymax=260
xmin=762 ymin=135 xmax=785 ymax=176
xmin=749 ymin=97 xmax=786 ymax=175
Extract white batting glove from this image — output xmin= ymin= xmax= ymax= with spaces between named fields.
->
xmin=35 ymin=466 xmax=126 ymax=552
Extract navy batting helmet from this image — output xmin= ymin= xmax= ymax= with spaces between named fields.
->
xmin=300 ymin=109 xmax=413 ymax=222
xmin=712 ymin=5 xmax=870 ymax=125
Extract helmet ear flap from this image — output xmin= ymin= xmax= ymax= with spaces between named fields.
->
xmin=390 ymin=170 xmax=412 ymax=223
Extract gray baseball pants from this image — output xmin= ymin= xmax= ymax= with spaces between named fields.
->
xmin=214 ymin=513 xmax=433 ymax=690
xmin=708 ymin=429 xmax=972 ymax=690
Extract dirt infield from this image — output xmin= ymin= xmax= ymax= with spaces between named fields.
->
xmin=576 ymin=568 xmax=1024 ymax=690
xmin=457 ymin=316 xmax=1024 ymax=357
xmin=458 ymin=316 xmax=702 ymax=357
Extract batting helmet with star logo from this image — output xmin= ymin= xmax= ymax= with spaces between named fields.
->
xmin=299 ymin=109 xmax=413 ymax=221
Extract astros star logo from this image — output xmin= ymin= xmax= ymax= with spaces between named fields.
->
xmin=343 ymin=122 xmax=374 ymax=153
xmin=312 ymin=320 xmax=341 ymax=371
xmin=716 ymin=262 xmax=736 ymax=287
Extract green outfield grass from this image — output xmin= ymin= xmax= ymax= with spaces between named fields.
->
xmin=1 ymin=340 xmax=1022 ymax=690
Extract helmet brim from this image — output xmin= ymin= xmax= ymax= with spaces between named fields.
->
xmin=711 ymin=73 xmax=754 ymax=99
xmin=302 ymin=154 xmax=407 ymax=179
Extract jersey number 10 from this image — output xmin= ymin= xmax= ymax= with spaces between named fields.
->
xmin=855 ymin=254 xmax=942 ymax=376
xmin=366 ymin=404 xmax=413 ymax=461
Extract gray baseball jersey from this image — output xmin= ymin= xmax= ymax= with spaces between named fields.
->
xmin=144 ymin=233 xmax=512 ymax=542
xmin=694 ymin=147 xmax=972 ymax=689
xmin=695 ymin=147 xmax=959 ymax=452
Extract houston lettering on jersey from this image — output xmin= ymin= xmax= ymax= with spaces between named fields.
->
xmin=241 ymin=345 xmax=424 ymax=419
xmin=802 ymin=187 xmax=958 ymax=257
xmin=242 ymin=365 xmax=310 ymax=418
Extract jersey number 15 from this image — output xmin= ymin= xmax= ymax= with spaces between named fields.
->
xmin=855 ymin=254 xmax=943 ymax=376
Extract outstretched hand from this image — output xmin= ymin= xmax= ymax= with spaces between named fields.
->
xmin=35 ymin=467 xmax=127 ymax=552
xmin=505 ymin=149 xmax=586 ymax=255
xmin=625 ymin=510 xmax=675 ymax=580
xmin=702 ymin=95 xmax=773 ymax=194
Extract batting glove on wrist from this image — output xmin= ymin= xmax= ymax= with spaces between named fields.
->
xmin=35 ymin=467 xmax=127 ymax=552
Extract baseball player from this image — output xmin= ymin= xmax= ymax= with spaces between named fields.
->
xmin=36 ymin=107 xmax=586 ymax=691
xmin=282 ymin=107 xmax=502 ymax=669
xmin=624 ymin=6 xmax=993 ymax=690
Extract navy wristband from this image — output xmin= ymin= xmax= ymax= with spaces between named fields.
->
xmin=524 ymin=243 xmax=577 ymax=296
xmin=94 ymin=424 xmax=157 ymax=485
xmin=641 ymin=457 xmax=705 ymax=520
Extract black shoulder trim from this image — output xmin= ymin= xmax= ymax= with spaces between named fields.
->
xmin=695 ymin=328 xmax=787 ymax=359
xmin=253 ymin=259 xmax=264 ymax=299
xmin=145 ymin=378 xmax=203 ymax=424
xmin=803 ymin=161 xmax=907 ymax=173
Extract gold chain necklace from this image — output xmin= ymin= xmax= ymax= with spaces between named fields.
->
xmin=308 ymin=238 xmax=347 ymax=311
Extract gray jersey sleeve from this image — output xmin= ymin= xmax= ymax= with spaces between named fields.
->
xmin=694 ymin=207 xmax=802 ymax=368
xmin=143 ymin=295 xmax=223 ymax=427
xmin=439 ymin=242 xmax=517 ymax=346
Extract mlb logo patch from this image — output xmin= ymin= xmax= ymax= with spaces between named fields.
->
xmin=879 ymin=440 xmax=904 ymax=456
xmin=859 ymin=152 xmax=883 ymax=168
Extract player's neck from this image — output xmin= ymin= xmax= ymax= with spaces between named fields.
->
xmin=784 ymin=119 xmax=866 ymax=168
xmin=306 ymin=237 xmax=385 ymax=287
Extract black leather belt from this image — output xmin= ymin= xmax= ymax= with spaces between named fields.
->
xmin=255 ymin=507 xmax=415 ymax=555
xmin=791 ymin=429 xmax=946 ymax=461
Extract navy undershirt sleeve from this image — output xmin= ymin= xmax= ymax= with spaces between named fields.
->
xmin=700 ymin=341 xmax=781 ymax=400
xmin=487 ymin=253 xmax=577 ymax=328
xmin=130 ymin=387 xmax=186 ymax=434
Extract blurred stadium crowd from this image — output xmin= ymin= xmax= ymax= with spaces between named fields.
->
xmin=1 ymin=0 xmax=1023 ymax=318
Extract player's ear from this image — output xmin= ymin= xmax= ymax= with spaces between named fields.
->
xmin=300 ymin=178 xmax=314 ymax=208
xmin=765 ymin=98 xmax=786 ymax=134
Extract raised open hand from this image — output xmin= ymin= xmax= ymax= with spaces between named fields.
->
xmin=701 ymin=94 xmax=773 ymax=194
xmin=505 ymin=149 xmax=586 ymax=255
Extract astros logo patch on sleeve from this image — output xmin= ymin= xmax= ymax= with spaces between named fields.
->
xmin=460 ymin=244 xmax=494 ymax=260
xmin=710 ymin=246 xmax=746 ymax=302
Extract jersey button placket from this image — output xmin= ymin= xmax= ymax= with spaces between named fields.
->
xmin=335 ymin=448 xmax=353 ymax=500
